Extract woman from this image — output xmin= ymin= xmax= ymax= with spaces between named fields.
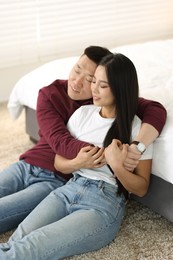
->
xmin=0 ymin=53 xmax=153 ymax=259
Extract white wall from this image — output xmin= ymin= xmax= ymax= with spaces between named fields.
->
xmin=0 ymin=62 xmax=43 ymax=103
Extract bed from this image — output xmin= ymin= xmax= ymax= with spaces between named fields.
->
xmin=7 ymin=39 xmax=173 ymax=222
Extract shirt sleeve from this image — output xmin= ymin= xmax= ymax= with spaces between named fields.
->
xmin=137 ymin=97 xmax=167 ymax=135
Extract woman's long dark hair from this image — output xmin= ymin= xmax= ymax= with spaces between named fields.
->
xmin=100 ymin=53 xmax=139 ymax=199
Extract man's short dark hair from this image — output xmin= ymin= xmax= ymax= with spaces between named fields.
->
xmin=83 ymin=46 xmax=112 ymax=65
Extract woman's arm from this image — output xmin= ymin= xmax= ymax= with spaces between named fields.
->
xmin=105 ymin=139 xmax=152 ymax=197
xmin=54 ymin=146 xmax=105 ymax=174
xmin=124 ymin=123 xmax=158 ymax=171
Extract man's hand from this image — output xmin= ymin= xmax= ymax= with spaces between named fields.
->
xmin=123 ymin=144 xmax=141 ymax=172
xmin=54 ymin=145 xmax=105 ymax=173
xmin=75 ymin=146 xmax=105 ymax=169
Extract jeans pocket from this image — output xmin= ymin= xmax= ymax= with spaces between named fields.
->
xmin=100 ymin=183 xmax=118 ymax=201
xmin=100 ymin=183 xmax=126 ymax=222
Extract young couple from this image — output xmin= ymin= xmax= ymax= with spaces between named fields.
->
xmin=0 ymin=46 xmax=166 ymax=259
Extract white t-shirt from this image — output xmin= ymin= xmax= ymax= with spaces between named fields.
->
xmin=67 ymin=105 xmax=153 ymax=186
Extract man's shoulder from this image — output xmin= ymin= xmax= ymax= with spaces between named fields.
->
xmin=44 ymin=79 xmax=67 ymax=90
xmin=37 ymin=79 xmax=69 ymax=108
xmin=39 ymin=79 xmax=68 ymax=97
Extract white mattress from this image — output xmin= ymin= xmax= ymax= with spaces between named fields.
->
xmin=7 ymin=39 xmax=173 ymax=184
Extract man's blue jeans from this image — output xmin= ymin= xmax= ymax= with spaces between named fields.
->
xmin=0 ymin=160 xmax=67 ymax=233
xmin=0 ymin=174 xmax=126 ymax=260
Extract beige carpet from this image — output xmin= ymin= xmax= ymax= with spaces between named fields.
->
xmin=0 ymin=102 xmax=173 ymax=260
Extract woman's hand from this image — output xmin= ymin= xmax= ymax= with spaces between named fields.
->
xmin=105 ymin=139 xmax=128 ymax=172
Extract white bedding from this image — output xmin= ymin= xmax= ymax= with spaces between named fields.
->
xmin=8 ymin=39 xmax=173 ymax=184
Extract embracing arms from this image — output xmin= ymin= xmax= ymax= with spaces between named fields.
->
xmin=105 ymin=139 xmax=152 ymax=197
xmin=54 ymin=139 xmax=151 ymax=197
xmin=137 ymin=97 xmax=167 ymax=137
xmin=37 ymin=85 xmax=166 ymax=162
xmin=54 ymin=146 xmax=105 ymax=174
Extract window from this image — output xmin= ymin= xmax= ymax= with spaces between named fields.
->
xmin=0 ymin=0 xmax=173 ymax=69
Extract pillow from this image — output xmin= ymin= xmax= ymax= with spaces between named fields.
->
xmin=7 ymin=56 xmax=78 ymax=119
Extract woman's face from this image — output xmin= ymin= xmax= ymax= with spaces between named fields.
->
xmin=91 ymin=65 xmax=115 ymax=117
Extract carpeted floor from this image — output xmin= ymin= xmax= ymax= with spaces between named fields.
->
xmin=0 ymin=101 xmax=173 ymax=260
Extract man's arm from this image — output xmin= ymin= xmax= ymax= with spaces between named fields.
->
xmin=105 ymin=139 xmax=152 ymax=197
xmin=124 ymin=97 xmax=167 ymax=171
xmin=54 ymin=146 xmax=105 ymax=173
xmin=36 ymin=84 xmax=91 ymax=159
xmin=132 ymin=123 xmax=158 ymax=146
xmin=137 ymin=97 xmax=167 ymax=136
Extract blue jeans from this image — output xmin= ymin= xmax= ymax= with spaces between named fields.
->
xmin=0 ymin=160 xmax=67 ymax=233
xmin=0 ymin=174 xmax=126 ymax=260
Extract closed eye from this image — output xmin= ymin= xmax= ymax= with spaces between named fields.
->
xmin=100 ymin=84 xmax=109 ymax=88
xmin=74 ymin=68 xmax=80 ymax=74
xmin=86 ymin=76 xmax=94 ymax=82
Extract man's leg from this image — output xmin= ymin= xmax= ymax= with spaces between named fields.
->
xmin=0 ymin=160 xmax=66 ymax=233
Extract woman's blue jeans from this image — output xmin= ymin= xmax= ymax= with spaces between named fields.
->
xmin=0 ymin=160 xmax=67 ymax=233
xmin=0 ymin=174 xmax=126 ymax=260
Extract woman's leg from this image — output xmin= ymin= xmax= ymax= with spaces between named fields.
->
xmin=0 ymin=208 xmax=121 ymax=260
xmin=0 ymin=176 xmax=126 ymax=260
xmin=8 ymin=189 xmax=68 ymax=243
xmin=0 ymin=188 xmax=68 ymax=257
xmin=0 ymin=160 xmax=66 ymax=233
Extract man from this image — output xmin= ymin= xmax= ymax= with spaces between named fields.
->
xmin=0 ymin=46 xmax=166 ymax=233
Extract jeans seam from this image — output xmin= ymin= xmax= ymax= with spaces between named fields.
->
xmin=0 ymin=207 xmax=34 ymax=220
xmin=40 ymin=221 xmax=115 ymax=259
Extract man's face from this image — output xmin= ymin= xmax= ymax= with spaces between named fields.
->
xmin=67 ymin=55 xmax=97 ymax=100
